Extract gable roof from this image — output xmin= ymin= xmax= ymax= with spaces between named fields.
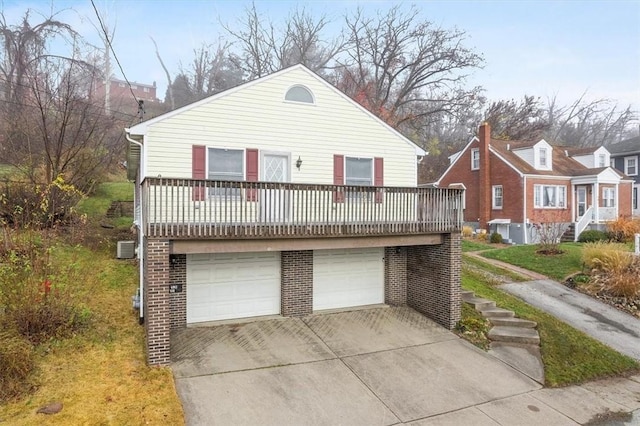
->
xmin=608 ymin=136 xmax=640 ymax=155
xmin=489 ymin=139 xmax=588 ymax=176
xmin=126 ymin=64 xmax=426 ymax=156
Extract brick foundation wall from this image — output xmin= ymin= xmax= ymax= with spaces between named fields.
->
xmin=406 ymin=234 xmax=461 ymax=329
xmin=281 ymin=250 xmax=313 ymax=317
xmin=169 ymin=254 xmax=186 ymax=330
xmin=384 ymin=247 xmax=407 ymax=305
xmin=144 ymin=238 xmax=171 ymax=366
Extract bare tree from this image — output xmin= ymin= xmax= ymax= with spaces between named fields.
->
xmin=484 ymin=95 xmax=550 ymax=141
xmin=334 ymin=5 xmax=483 ymax=131
xmin=151 ymin=36 xmax=174 ymax=110
xmin=547 ymin=93 xmax=636 ymax=147
xmin=223 ymin=3 xmax=343 ymax=78
xmin=0 ymin=12 xmax=124 ymax=192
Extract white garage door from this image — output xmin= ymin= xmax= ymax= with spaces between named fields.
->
xmin=313 ymin=248 xmax=384 ymax=311
xmin=186 ymin=252 xmax=280 ymax=323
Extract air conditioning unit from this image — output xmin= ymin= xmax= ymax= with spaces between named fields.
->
xmin=117 ymin=241 xmax=136 ymax=259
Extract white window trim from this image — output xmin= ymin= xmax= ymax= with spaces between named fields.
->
xmin=624 ymin=156 xmax=638 ymax=176
xmin=598 ymin=153 xmax=606 ymax=168
xmin=471 ymin=148 xmax=480 ymax=170
xmin=539 ymin=148 xmax=548 ymax=168
xmin=344 ymin=156 xmax=374 ymax=186
xmin=533 ymin=184 xmax=567 ymax=209
xmin=603 ymin=187 xmax=616 ymax=208
xmin=206 ymin=147 xmax=246 ymax=198
xmin=492 ymin=185 xmax=503 ymax=209
xmin=283 ymin=84 xmax=316 ymax=105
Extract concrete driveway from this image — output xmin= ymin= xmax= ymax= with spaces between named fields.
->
xmin=172 ymin=306 xmax=547 ymax=425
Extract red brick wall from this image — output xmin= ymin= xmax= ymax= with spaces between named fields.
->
xmin=526 ymin=178 xmax=572 ymax=223
xmin=618 ymin=183 xmax=632 ymax=216
xmin=439 ymin=139 xmax=481 ymax=223
xmin=281 ymin=251 xmax=313 ymax=317
xmin=490 ymin=155 xmax=524 ymax=222
xmin=384 ymin=247 xmax=407 ymax=305
xmin=169 ymin=254 xmax=186 ymax=330
xmin=406 ymin=234 xmax=461 ymax=329
xmin=144 ymin=239 xmax=171 ymax=366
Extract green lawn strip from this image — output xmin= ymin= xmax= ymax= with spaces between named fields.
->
xmin=462 ymin=267 xmax=639 ymax=387
xmin=462 ymin=253 xmax=529 ymax=282
xmin=480 ymin=242 xmax=584 ymax=281
xmin=461 ymin=239 xmax=495 ymax=252
xmin=76 ymin=182 xmax=133 ymax=218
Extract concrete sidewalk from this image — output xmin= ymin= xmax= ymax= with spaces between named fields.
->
xmin=500 ymin=279 xmax=640 ymax=361
xmin=466 ymin=251 xmax=640 ymax=361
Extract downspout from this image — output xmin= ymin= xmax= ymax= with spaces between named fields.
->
xmin=125 ymin=131 xmax=145 ymax=325
xmin=523 ymin=175 xmax=528 ymax=244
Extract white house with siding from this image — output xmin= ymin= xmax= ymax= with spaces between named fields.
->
xmin=125 ymin=64 xmax=464 ymax=366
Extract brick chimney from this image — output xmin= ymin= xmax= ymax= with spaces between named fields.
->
xmin=478 ymin=122 xmax=491 ymax=230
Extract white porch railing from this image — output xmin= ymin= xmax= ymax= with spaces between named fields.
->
xmin=141 ymin=178 xmax=464 ymax=239
xmin=574 ymin=206 xmax=594 ymax=241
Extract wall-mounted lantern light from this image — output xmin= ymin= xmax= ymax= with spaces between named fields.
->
xmin=296 ymin=156 xmax=303 ymax=170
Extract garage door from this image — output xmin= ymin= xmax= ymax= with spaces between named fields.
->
xmin=186 ymin=252 xmax=280 ymax=323
xmin=313 ymin=248 xmax=384 ymax=311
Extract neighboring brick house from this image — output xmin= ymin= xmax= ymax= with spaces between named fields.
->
xmin=608 ymin=136 xmax=639 ymax=217
xmin=125 ymin=64 xmax=464 ymax=366
xmin=436 ymin=123 xmax=633 ymax=244
xmin=94 ymin=77 xmax=159 ymax=104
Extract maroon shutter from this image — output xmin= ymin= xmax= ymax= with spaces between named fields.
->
xmin=246 ymin=149 xmax=259 ymax=201
xmin=374 ymin=157 xmax=384 ymax=203
xmin=192 ymin=145 xmax=206 ymax=201
xmin=333 ymin=154 xmax=345 ymax=203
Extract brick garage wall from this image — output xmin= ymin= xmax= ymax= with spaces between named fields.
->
xmin=281 ymin=251 xmax=313 ymax=317
xmin=406 ymin=234 xmax=461 ymax=329
xmin=144 ymin=238 xmax=171 ymax=366
xmin=384 ymin=247 xmax=407 ymax=305
xmin=169 ymin=254 xmax=186 ymax=330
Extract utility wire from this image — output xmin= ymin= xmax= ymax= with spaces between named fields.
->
xmin=90 ymin=0 xmax=140 ymax=107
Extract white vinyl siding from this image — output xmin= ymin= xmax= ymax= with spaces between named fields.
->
xmin=142 ymin=67 xmax=416 ymax=187
xmin=534 ymin=184 xmax=566 ymax=208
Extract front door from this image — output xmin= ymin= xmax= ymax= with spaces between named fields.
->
xmin=261 ymin=153 xmax=289 ymax=221
xmin=576 ymin=186 xmax=587 ymax=220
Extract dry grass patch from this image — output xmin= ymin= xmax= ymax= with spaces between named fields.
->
xmin=0 ymin=244 xmax=184 ymax=424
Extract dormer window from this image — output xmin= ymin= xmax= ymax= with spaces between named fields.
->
xmin=539 ymin=148 xmax=548 ymax=167
xmin=598 ymin=154 xmax=606 ymax=168
xmin=284 ymin=85 xmax=314 ymax=104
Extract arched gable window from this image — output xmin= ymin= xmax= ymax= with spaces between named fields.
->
xmin=284 ymin=85 xmax=314 ymax=104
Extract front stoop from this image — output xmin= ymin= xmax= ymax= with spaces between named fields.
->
xmin=461 ymin=290 xmax=544 ymax=384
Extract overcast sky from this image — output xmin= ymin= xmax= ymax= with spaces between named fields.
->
xmin=3 ymin=0 xmax=640 ymax=112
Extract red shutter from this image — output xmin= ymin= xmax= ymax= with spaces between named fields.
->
xmin=374 ymin=157 xmax=384 ymax=203
xmin=246 ymin=149 xmax=259 ymax=202
xmin=192 ymin=145 xmax=206 ymax=201
xmin=333 ymin=154 xmax=344 ymax=203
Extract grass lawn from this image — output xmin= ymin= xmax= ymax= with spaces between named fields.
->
xmin=461 ymin=262 xmax=640 ymax=387
xmin=0 ymin=181 xmax=184 ymax=425
xmin=480 ymin=242 xmax=584 ymax=281
xmin=461 ymin=239 xmax=495 ymax=252
xmin=76 ymin=181 xmax=133 ymax=217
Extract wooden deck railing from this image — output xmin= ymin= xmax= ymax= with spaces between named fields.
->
xmin=141 ymin=178 xmax=463 ymax=239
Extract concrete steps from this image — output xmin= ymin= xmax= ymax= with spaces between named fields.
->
xmin=461 ymin=290 xmax=544 ymax=384
xmin=488 ymin=326 xmax=540 ymax=345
